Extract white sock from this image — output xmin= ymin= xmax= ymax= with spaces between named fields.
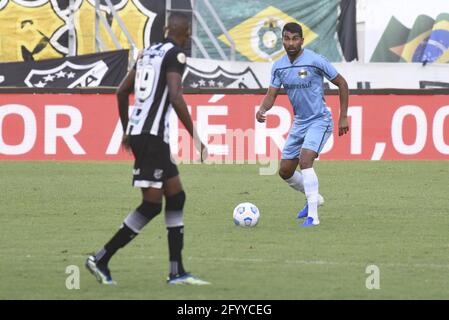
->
xmin=302 ymin=168 xmax=319 ymax=222
xmin=285 ymin=171 xmax=305 ymax=193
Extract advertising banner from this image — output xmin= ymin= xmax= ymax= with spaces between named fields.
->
xmin=0 ymin=93 xmax=448 ymax=160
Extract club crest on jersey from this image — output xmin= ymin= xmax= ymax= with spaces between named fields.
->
xmin=24 ymin=60 xmax=108 ymax=88
xmin=153 ymin=169 xmax=163 ymax=179
xmin=298 ymin=69 xmax=308 ymax=79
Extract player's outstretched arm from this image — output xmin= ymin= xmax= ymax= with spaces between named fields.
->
xmin=256 ymin=86 xmax=279 ymax=123
xmin=331 ymin=74 xmax=349 ymax=136
xmin=167 ymin=71 xmax=207 ymax=160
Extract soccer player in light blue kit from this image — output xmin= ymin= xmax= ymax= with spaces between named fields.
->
xmin=256 ymin=22 xmax=349 ymax=227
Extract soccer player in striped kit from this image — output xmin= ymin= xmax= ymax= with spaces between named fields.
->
xmin=86 ymin=12 xmax=209 ymax=285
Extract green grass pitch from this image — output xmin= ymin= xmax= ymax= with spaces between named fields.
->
xmin=0 ymin=160 xmax=448 ymax=299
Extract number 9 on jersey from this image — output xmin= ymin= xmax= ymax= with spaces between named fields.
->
xmin=135 ymin=57 xmax=156 ymax=103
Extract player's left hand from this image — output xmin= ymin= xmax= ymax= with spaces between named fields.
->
xmin=256 ymin=110 xmax=266 ymax=123
xmin=338 ymin=115 xmax=349 ymax=136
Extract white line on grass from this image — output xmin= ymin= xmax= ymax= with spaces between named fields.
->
xmin=71 ymin=255 xmax=449 ymax=269
xmin=188 ymin=257 xmax=449 ymax=270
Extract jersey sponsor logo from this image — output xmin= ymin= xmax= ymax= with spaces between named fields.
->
xmin=283 ymin=81 xmax=312 ymax=89
xmin=24 ymin=60 xmax=108 ymax=88
xmin=147 ymin=48 xmax=166 ymax=58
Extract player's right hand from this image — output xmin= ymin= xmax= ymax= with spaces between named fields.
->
xmin=200 ymin=143 xmax=208 ymax=163
xmin=256 ymin=110 xmax=266 ymax=123
xmin=121 ymin=134 xmax=132 ymax=152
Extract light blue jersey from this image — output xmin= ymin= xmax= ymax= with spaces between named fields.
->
xmin=270 ymin=48 xmax=337 ymax=124
xmin=270 ymin=49 xmax=338 ymax=158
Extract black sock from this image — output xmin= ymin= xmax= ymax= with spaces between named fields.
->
xmin=167 ymin=226 xmax=185 ymax=276
xmin=95 ymin=224 xmax=137 ymax=267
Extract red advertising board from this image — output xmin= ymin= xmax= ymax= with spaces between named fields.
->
xmin=0 ymin=93 xmax=448 ymax=160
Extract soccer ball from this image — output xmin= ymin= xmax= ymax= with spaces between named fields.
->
xmin=233 ymin=202 xmax=260 ymax=227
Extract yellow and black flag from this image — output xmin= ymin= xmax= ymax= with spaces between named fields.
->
xmin=0 ymin=0 xmax=164 ymax=62
xmin=0 ymin=0 xmax=66 ymax=62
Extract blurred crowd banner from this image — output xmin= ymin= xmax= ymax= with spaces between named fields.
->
xmin=0 ymin=50 xmax=128 ymax=88
xmin=1 ymin=93 xmax=448 ymax=160
xmin=0 ymin=0 xmax=166 ymax=62
xmin=194 ymin=0 xmax=357 ymax=62
xmin=365 ymin=0 xmax=449 ymax=63
xmin=0 ymin=0 xmax=356 ymax=63
xmin=184 ymin=58 xmax=449 ymax=89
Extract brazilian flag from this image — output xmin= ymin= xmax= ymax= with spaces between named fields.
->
xmin=399 ymin=15 xmax=434 ymax=62
xmin=421 ymin=13 xmax=449 ymax=63
xmin=370 ymin=15 xmax=434 ymax=62
xmin=370 ymin=12 xmax=449 ymax=63
xmin=370 ymin=17 xmax=413 ymax=62
xmin=194 ymin=0 xmax=344 ymax=62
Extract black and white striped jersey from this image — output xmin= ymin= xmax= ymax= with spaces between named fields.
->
xmin=127 ymin=38 xmax=186 ymax=143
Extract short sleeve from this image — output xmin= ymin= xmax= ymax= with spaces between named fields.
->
xmin=270 ymin=62 xmax=282 ymax=88
xmin=316 ymin=55 xmax=338 ymax=81
xmin=164 ymin=47 xmax=186 ymax=75
xmin=132 ymin=50 xmax=144 ymax=70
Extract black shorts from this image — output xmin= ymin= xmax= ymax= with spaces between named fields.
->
xmin=130 ymin=134 xmax=179 ymax=189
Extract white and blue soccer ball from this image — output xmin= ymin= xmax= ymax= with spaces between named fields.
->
xmin=233 ymin=202 xmax=260 ymax=227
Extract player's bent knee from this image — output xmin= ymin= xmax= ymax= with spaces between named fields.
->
xmin=165 ymin=210 xmax=184 ymax=228
xmin=124 ymin=201 xmax=162 ymax=233
xmin=165 ymin=191 xmax=186 ymax=211
xmin=137 ymin=201 xmax=162 ymax=219
xmin=299 ymin=159 xmax=313 ymax=170
xmin=279 ymin=167 xmax=294 ymax=180
xmin=165 ymin=191 xmax=185 ymax=227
